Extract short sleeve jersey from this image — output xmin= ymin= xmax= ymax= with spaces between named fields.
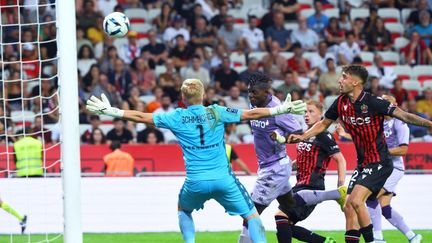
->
xmin=296 ymin=131 xmax=340 ymax=190
xmin=325 ymin=91 xmax=396 ymax=167
xmin=384 ymin=118 xmax=410 ymax=170
xmin=153 ymin=104 xmax=243 ymax=180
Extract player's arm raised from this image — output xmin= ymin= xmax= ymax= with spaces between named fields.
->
xmin=287 ymin=118 xmax=334 ymax=143
xmin=240 ymin=94 xmax=306 ymax=121
xmin=391 ymin=107 xmax=432 ymax=129
xmin=86 ymin=94 xmax=155 ymax=124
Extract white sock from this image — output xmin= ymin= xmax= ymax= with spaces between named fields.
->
xmin=374 ymin=230 xmax=384 ymax=240
xmin=238 ymin=226 xmax=252 ymax=243
xmin=405 ymin=231 xmax=416 ymax=240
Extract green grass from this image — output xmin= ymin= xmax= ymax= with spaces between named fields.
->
xmin=0 ymin=230 xmax=430 ymax=243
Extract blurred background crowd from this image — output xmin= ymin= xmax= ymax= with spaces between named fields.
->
xmin=1 ymin=0 xmax=432 ymax=146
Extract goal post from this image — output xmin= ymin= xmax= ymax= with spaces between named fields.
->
xmin=57 ymin=1 xmax=83 ymax=242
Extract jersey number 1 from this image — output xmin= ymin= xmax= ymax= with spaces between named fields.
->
xmin=196 ymin=125 xmax=205 ymax=145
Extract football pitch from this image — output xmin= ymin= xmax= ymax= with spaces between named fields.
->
xmin=1 ymin=230 xmax=431 ymax=242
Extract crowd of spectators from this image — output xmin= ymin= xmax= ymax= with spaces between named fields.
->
xmin=1 ymin=0 xmax=432 ymax=145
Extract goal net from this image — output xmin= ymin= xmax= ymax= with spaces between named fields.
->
xmin=0 ymin=1 xmax=81 ymax=242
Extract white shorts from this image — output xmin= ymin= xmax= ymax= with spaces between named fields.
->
xmin=251 ymin=157 xmax=292 ymax=206
xmin=383 ymin=168 xmax=404 ymax=194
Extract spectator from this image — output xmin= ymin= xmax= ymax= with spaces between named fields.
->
xmin=310 ymin=41 xmax=336 ymax=75
xmin=86 ymin=15 xmax=104 ymax=46
xmin=303 ymin=81 xmax=323 ymax=102
xmin=154 ymin=94 xmax=177 ymax=143
xmin=29 ymin=116 xmax=52 ymax=143
xmin=410 ymin=10 xmax=432 ymax=47
xmin=159 ymin=59 xmax=181 ymax=102
xmin=108 ymin=58 xmax=132 ymax=99
xmin=262 ymin=41 xmax=287 ymax=80
xmin=210 ymin=4 xmax=228 ymax=31
xmin=214 ymin=56 xmax=240 ymax=94
xmin=163 ymin=15 xmax=190 ymax=48
xmin=217 ymin=15 xmax=242 ymax=52
xmin=170 ymin=34 xmax=194 ymax=70
xmin=154 ymin=2 xmax=175 ymax=35
xmin=146 ymin=86 xmax=164 ymax=113
xmin=141 ymin=30 xmax=168 ymax=68
xmin=223 ymin=86 xmax=249 ymax=110
xmin=118 ymin=31 xmax=142 ymax=65
xmin=364 ymin=17 xmax=393 ymax=51
xmin=121 ymin=86 xmax=144 ymax=111
xmin=338 ymin=31 xmax=361 ymax=65
xmin=4 ymin=71 xmax=23 ymax=112
xmin=363 ymin=6 xmax=379 ymax=33
xmin=184 ymin=55 xmax=211 ymax=87
xmin=130 ymin=57 xmax=156 ymax=95
xmin=416 ymin=87 xmax=432 ymax=118
xmin=368 ymin=54 xmax=397 ymax=89
xmin=104 ymin=142 xmax=134 ymax=177
xmin=190 ymin=16 xmax=215 ymax=50
xmin=224 ymin=129 xmax=252 ymax=175
xmin=307 ymin=1 xmax=329 ymax=36
xmin=352 ymin=17 xmax=367 ymax=49
xmin=209 ymin=44 xmax=229 ymax=72
xmin=390 ymin=79 xmax=409 ymax=105
xmin=82 ymin=64 xmax=101 ymax=93
xmin=81 ymin=115 xmax=101 ymax=143
xmin=240 ymin=15 xmax=266 ymax=53
xmin=401 ymin=31 xmax=432 ymax=65
xmin=95 ymin=0 xmax=117 ymax=17
xmin=100 ymin=46 xmax=119 ymax=74
xmin=407 ymin=0 xmax=432 ymax=26
xmin=318 ymin=58 xmax=340 ymax=95
xmin=13 ymin=134 xmax=43 ymax=177
xmin=137 ymin=126 xmax=164 ymax=144
xmin=324 ymin=17 xmax=345 ymax=50
xmin=276 ymin=70 xmax=301 ymax=97
xmin=265 ymin=11 xmax=292 ymax=52
xmin=77 ymin=44 xmax=97 ymax=78
xmin=203 ymin=87 xmax=222 ymax=106
xmin=77 ymin=0 xmax=101 ymax=32
xmin=106 ymin=118 xmax=133 ymax=144
xmin=406 ymin=100 xmax=429 ymax=138
xmin=287 ymin=42 xmax=310 ymax=73
xmin=274 ymin=0 xmax=300 ymax=22
xmin=21 ymin=43 xmax=40 ymax=79
xmin=89 ymin=128 xmax=106 ymax=145
xmin=76 ymin=26 xmax=93 ymax=56
xmin=186 ymin=3 xmax=208 ymax=30
xmin=339 ymin=11 xmax=352 ymax=31
xmin=365 ymin=76 xmax=384 ymax=96
xmin=239 ymin=58 xmax=260 ymax=86
xmin=290 ymin=16 xmax=319 ymax=51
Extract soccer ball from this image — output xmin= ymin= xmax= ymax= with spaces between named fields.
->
xmin=103 ymin=12 xmax=130 ymax=38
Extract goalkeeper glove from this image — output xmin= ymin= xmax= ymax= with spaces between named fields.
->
xmin=269 ymin=94 xmax=307 ymax=116
xmin=86 ymin=93 xmax=124 ymax=118
xmin=270 ymin=130 xmax=287 ymax=144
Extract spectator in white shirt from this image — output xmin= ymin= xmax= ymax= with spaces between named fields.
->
xmin=163 ymin=15 xmax=190 ymax=48
xmin=223 ymin=86 xmax=249 ymax=110
xmin=290 ymin=16 xmax=319 ymax=51
xmin=240 ymin=15 xmax=266 ymax=53
xmin=338 ymin=31 xmax=361 ymax=65
xmin=310 ymin=41 xmax=336 ymax=74
xmin=184 ymin=55 xmax=211 ymax=87
xmin=368 ymin=54 xmax=397 ymax=89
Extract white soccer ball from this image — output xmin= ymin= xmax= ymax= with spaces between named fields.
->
xmin=103 ymin=12 xmax=130 ymax=38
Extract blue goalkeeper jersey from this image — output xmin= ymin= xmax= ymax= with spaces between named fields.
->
xmin=153 ymin=104 xmax=243 ymax=180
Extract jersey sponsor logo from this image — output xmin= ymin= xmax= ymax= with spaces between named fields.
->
xmin=250 ymin=119 xmax=269 ymax=128
xmin=226 ymin=108 xmax=238 ymax=114
xmin=341 ymin=115 xmax=371 ymax=125
xmin=297 ymin=142 xmax=312 ymax=152
xmin=362 ymin=167 xmax=373 ymax=175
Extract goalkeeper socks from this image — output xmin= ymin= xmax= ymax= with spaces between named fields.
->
xmin=366 ymin=199 xmax=383 ymax=240
xmin=178 ymin=211 xmax=195 ymax=243
xmin=291 ymin=225 xmax=326 ymax=242
xmin=359 ymin=224 xmax=374 ymax=243
xmin=1 ymin=202 xmax=24 ymax=221
xmin=296 ymin=189 xmax=340 ymax=205
xmin=275 ymin=215 xmax=292 ymax=243
xmin=238 ymin=226 xmax=252 ymax=243
xmin=247 ymin=217 xmax=266 ymax=243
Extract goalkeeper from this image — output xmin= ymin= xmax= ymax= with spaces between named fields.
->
xmin=86 ymin=78 xmax=306 ymax=243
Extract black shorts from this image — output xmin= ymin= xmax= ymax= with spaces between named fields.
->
xmin=278 ymin=185 xmax=318 ymax=224
xmin=347 ymin=160 xmax=393 ymax=199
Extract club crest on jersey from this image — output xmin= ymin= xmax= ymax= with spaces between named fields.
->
xmin=361 ymin=104 xmax=368 ymax=113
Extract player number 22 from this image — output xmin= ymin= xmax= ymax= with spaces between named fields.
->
xmin=196 ymin=125 xmax=205 ymax=145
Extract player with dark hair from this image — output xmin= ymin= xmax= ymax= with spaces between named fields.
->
xmin=271 ymin=100 xmax=347 ymax=243
xmin=337 ymin=95 xmax=422 ymax=243
xmin=239 ymin=73 xmax=340 ymax=243
xmin=288 ymin=65 xmax=432 ymax=243
xmin=86 ymin=78 xmax=306 ymax=243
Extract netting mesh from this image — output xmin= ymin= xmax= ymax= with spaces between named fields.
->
xmin=0 ymin=0 xmax=64 ymax=241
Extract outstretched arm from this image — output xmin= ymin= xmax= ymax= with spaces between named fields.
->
xmin=288 ymin=118 xmax=334 ymax=143
xmin=391 ymin=107 xmax=432 ymax=128
xmin=122 ymin=110 xmax=154 ymax=124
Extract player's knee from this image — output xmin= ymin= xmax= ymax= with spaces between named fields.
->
xmin=346 ymin=197 xmax=363 ymax=211
xmin=366 ymin=199 xmax=379 ymax=209
xmin=381 ymin=205 xmax=392 ymax=219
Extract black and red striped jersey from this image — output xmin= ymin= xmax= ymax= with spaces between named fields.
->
xmin=325 ymin=91 xmax=396 ymax=167
xmin=296 ymin=131 xmax=340 ymax=190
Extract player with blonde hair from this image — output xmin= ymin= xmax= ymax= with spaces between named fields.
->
xmin=86 ymin=78 xmax=306 ymax=243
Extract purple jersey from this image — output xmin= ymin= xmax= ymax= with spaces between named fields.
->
xmin=250 ymin=96 xmax=302 ymax=168
xmin=384 ymin=118 xmax=410 ymax=170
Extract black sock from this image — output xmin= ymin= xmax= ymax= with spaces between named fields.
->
xmin=345 ymin=229 xmax=360 ymax=243
xmin=359 ymin=224 xmax=374 ymax=243
xmin=292 ymin=225 xmax=326 ymax=243
xmin=275 ymin=215 xmax=292 ymax=243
